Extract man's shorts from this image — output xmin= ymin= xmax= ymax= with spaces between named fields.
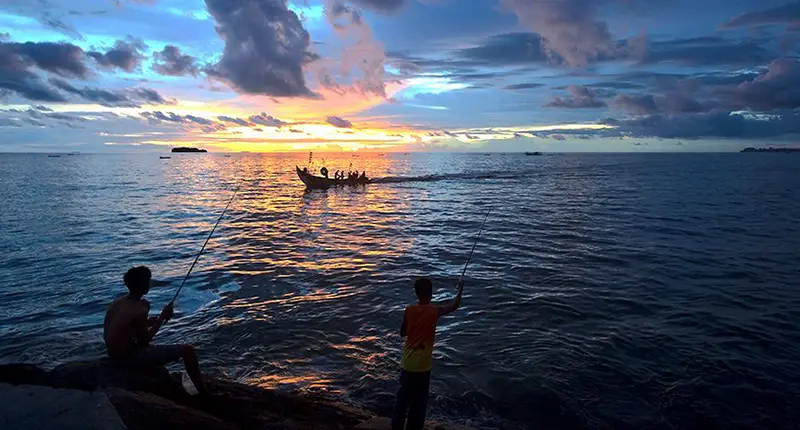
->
xmin=122 ymin=345 xmax=184 ymax=367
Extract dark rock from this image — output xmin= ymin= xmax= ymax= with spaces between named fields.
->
xmin=198 ymin=378 xmax=372 ymax=429
xmin=49 ymin=359 xmax=187 ymax=402
xmin=0 ymin=364 xmax=51 ymax=386
xmin=1 ymin=361 xmax=474 ymax=430
xmin=107 ymin=387 xmax=237 ymax=430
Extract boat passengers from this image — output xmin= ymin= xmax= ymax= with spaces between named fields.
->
xmin=320 ymin=167 xmax=329 ymax=178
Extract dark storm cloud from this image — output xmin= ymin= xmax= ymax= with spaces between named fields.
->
xmin=152 ymin=45 xmax=199 ymax=77
xmin=88 ymin=38 xmax=146 ymax=72
xmin=248 ymin=112 xmax=287 ymax=127
xmin=349 ymin=0 xmax=406 ymax=13
xmin=0 ymin=69 xmax=68 ymax=102
xmin=642 ymin=36 xmax=774 ymax=66
xmin=504 ymin=83 xmax=545 ymax=90
xmin=458 ymin=33 xmax=550 ymax=65
xmin=131 ymin=88 xmax=170 ymax=104
xmin=612 ymin=94 xmax=660 ymax=115
xmin=0 ymin=41 xmax=90 ymax=78
xmin=545 ymin=85 xmax=606 ymax=108
xmin=205 ymin=0 xmax=315 ymax=97
xmin=50 ymin=78 xmax=171 ymax=107
xmin=726 ymin=58 xmax=800 ymax=111
xmin=52 ymin=78 xmax=131 ymax=105
xmin=720 ymin=2 xmax=800 ymax=30
xmin=326 ymin=116 xmax=353 ymax=128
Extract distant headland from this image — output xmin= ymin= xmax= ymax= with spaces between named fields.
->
xmin=171 ymin=147 xmax=207 ymax=153
xmin=741 ymin=147 xmax=800 ymax=153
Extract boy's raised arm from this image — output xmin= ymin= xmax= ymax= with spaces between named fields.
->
xmin=437 ymin=281 xmax=464 ymax=317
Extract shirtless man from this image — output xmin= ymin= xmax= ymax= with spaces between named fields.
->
xmin=104 ymin=266 xmax=207 ymax=395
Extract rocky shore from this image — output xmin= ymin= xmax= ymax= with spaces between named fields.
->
xmin=0 ymin=360 xmax=473 ymax=430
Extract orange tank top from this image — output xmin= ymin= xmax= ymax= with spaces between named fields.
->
xmin=401 ymin=304 xmax=439 ymax=372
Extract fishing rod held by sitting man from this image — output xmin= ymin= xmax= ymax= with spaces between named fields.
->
xmin=104 ymin=266 xmax=208 ymax=397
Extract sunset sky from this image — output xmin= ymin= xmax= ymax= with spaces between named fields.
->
xmin=1 ymin=0 xmax=799 ymax=152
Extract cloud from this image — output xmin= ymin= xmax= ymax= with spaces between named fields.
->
xmin=326 ymin=115 xmax=353 ymax=128
xmin=205 ymin=0 xmax=315 ymax=97
xmin=612 ymin=94 xmax=659 ymax=115
xmin=152 ymin=45 xmax=198 ymax=77
xmin=499 ymin=0 xmax=641 ymax=67
xmin=607 ymin=111 xmax=800 ymax=139
xmin=348 ymin=0 xmax=406 ymax=13
xmin=142 ymin=111 xmax=215 ymax=126
xmin=0 ymin=41 xmax=90 ymax=78
xmin=88 ymin=38 xmax=146 ymax=72
xmin=728 ymin=58 xmax=800 ymax=111
xmin=248 ymin=112 xmax=287 ymax=127
xmin=0 ymin=69 xmax=68 ymax=102
xmin=50 ymin=78 xmax=171 ymax=107
xmin=545 ymin=85 xmax=606 ymax=108
xmin=720 ymin=2 xmax=800 ymax=30
xmin=504 ymin=83 xmax=545 ymax=90
xmin=642 ymin=36 xmax=774 ymax=66
xmin=217 ymin=115 xmax=252 ymax=126
xmin=320 ymin=0 xmax=388 ymax=97
xmin=458 ymin=32 xmax=549 ymax=65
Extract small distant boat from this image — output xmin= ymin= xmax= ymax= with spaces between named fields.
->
xmin=67 ymin=151 xmax=80 ymax=156
xmin=171 ymin=147 xmax=207 ymax=153
xmin=159 ymin=156 xmax=171 ymax=159
xmin=48 ymin=154 xmax=61 ymax=158
xmin=296 ymin=166 xmax=369 ymax=190
xmin=484 ymin=153 xmax=491 ymax=156
xmin=525 ymin=151 xmax=543 ymax=156
xmin=224 ymin=155 xmax=232 ymax=158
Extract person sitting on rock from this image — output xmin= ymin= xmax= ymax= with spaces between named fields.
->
xmin=104 ymin=266 xmax=208 ymax=396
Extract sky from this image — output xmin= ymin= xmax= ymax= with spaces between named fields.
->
xmin=0 ymin=0 xmax=799 ymax=152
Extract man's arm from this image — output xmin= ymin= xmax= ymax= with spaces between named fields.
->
xmin=437 ymin=281 xmax=464 ymax=317
xmin=134 ymin=304 xmax=173 ymax=346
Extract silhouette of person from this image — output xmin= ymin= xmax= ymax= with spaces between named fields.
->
xmin=104 ymin=266 xmax=208 ymax=396
xmin=391 ymin=278 xmax=463 ymax=430
xmin=320 ymin=167 xmax=329 ymax=178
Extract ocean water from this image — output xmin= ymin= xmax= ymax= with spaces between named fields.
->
xmin=0 ymin=152 xmax=799 ymax=429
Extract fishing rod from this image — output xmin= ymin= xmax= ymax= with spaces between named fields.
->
xmin=459 ymin=208 xmax=491 ymax=283
xmin=170 ymin=184 xmax=241 ymax=305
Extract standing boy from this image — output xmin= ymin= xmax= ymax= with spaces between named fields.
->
xmin=392 ymin=277 xmax=464 ymax=430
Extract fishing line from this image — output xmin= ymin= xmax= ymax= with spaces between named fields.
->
xmin=459 ymin=209 xmax=491 ymax=282
xmin=171 ymin=183 xmax=241 ymax=304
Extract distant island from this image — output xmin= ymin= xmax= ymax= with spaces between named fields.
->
xmin=171 ymin=147 xmax=207 ymax=153
xmin=741 ymin=147 xmax=800 ymax=153
xmin=525 ymin=151 xmax=543 ymax=156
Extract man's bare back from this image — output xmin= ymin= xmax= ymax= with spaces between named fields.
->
xmin=103 ymin=296 xmax=150 ymax=358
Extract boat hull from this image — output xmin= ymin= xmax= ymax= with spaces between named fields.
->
xmin=296 ymin=166 xmax=369 ymax=189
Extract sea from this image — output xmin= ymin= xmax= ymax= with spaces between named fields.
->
xmin=0 ymin=152 xmax=798 ymax=429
